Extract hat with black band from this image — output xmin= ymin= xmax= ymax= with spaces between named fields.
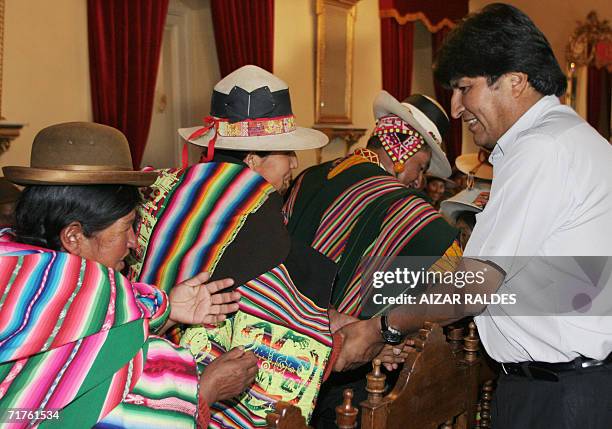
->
xmin=178 ymin=65 xmax=328 ymax=164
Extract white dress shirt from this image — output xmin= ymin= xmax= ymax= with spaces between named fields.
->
xmin=465 ymin=95 xmax=612 ymax=363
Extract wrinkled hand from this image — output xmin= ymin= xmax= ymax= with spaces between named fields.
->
xmin=169 ymin=272 xmax=239 ymax=326
xmin=333 ymin=318 xmax=385 ymax=372
xmin=328 ymin=308 xmax=358 ymax=334
xmin=375 ymin=337 xmax=416 ymax=371
xmin=199 ymin=347 xmax=259 ymax=405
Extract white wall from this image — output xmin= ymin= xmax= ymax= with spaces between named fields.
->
xmin=274 ymin=0 xmax=384 ymax=174
xmin=1 ymin=0 xmax=92 ymax=169
xmin=1 ymin=0 xmax=608 ymax=169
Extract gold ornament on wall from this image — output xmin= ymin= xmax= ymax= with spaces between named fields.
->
xmin=565 ymin=11 xmax=612 ymax=110
xmin=566 ymin=11 xmax=612 ymax=71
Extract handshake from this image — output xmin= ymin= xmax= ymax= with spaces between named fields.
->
xmin=329 ymin=309 xmax=414 ymax=372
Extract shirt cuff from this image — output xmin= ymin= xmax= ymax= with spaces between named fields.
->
xmin=323 ymin=332 xmax=344 ymax=381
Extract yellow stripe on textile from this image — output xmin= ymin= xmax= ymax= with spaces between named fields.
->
xmin=428 ymin=240 xmax=463 ymax=273
xmin=328 ymin=149 xmax=381 ymax=179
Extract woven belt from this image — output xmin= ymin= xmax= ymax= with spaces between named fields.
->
xmin=501 ymin=355 xmax=612 ymax=382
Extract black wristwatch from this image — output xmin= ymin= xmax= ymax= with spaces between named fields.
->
xmin=380 ymin=314 xmax=403 ymax=345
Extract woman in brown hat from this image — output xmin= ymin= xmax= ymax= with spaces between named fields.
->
xmin=0 ymin=122 xmax=257 ymax=428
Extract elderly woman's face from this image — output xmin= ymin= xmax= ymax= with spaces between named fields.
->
xmin=77 ymin=210 xmax=137 ymax=271
xmin=246 ymin=151 xmax=298 ymax=195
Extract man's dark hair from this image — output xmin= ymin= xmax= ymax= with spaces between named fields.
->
xmin=434 ymin=3 xmax=567 ymax=97
xmin=15 ymin=184 xmax=140 ymax=250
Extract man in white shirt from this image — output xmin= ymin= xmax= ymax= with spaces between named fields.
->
xmin=335 ymin=3 xmax=612 ymax=429
xmin=432 ymin=3 xmax=612 ymax=428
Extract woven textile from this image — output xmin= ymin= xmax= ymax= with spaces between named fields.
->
xmin=285 ymin=153 xmax=458 ymax=318
xmin=129 ymin=162 xmax=335 ymax=427
xmin=0 ymin=243 xmax=199 ymax=428
xmin=132 ymin=163 xmax=273 ymax=293
xmin=182 ymin=264 xmax=333 ymax=428
xmin=372 ymin=115 xmax=424 ymax=167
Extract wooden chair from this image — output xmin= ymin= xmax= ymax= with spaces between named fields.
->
xmin=267 ymin=322 xmax=483 ymax=429
xmin=266 ymin=401 xmax=312 ymax=429
xmin=266 ymin=388 xmax=358 ymax=429
xmin=474 ymin=379 xmax=495 ymax=429
xmin=360 ymin=321 xmax=481 ymax=429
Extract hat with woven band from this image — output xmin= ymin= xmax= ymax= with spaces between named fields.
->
xmin=455 ymin=149 xmax=493 ymax=181
xmin=178 ymin=65 xmax=328 ymax=163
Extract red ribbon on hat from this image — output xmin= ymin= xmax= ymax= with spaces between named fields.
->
xmin=182 ymin=116 xmax=219 ymax=168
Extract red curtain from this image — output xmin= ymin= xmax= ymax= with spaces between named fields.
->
xmin=380 ymin=19 xmax=414 ymax=101
xmin=88 ymin=0 xmax=169 ymax=169
xmin=211 ymin=0 xmax=274 ymax=78
xmin=587 ymin=66 xmax=611 ymax=140
xmin=378 ymin=0 xmax=468 ymax=160
xmin=432 ymin=28 xmax=462 ymax=167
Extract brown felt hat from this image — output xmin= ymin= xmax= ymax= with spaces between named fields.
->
xmin=3 ymin=122 xmax=158 ymax=186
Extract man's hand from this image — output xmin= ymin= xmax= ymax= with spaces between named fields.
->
xmin=375 ymin=337 xmax=416 ymax=371
xmin=169 ymin=272 xmax=239 ymax=326
xmin=333 ymin=317 xmax=385 ymax=372
xmin=199 ymin=347 xmax=259 ymax=405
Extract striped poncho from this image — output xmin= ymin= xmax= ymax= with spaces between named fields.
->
xmin=284 ymin=151 xmax=459 ymax=318
xmin=0 ymin=237 xmax=201 ymax=428
xmin=128 ymin=162 xmax=338 ymax=428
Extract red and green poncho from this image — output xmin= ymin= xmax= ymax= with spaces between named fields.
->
xmin=0 ymin=237 xmax=203 ymax=428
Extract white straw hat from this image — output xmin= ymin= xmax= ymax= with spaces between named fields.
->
xmin=178 ymin=65 xmax=328 ymax=157
xmin=440 ymin=183 xmax=491 ymax=222
xmin=373 ymin=91 xmax=452 ymax=178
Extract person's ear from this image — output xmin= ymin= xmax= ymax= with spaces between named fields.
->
xmin=59 ymin=222 xmax=86 ymax=255
xmin=507 ymin=72 xmax=529 ymax=98
xmin=244 ymin=153 xmax=263 ymax=169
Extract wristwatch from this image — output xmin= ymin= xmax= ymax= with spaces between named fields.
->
xmin=380 ymin=314 xmax=403 ymax=345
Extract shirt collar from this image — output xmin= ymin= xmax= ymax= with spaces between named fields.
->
xmin=490 ymin=95 xmax=560 ymax=164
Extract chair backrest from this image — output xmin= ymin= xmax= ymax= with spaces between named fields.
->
xmin=360 ymin=322 xmax=481 ymax=429
xmin=267 ymin=388 xmax=361 ymax=428
xmin=266 ymin=321 xmax=482 ymax=429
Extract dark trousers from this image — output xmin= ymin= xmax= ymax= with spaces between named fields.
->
xmin=311 ymin=364 xmax=401 ymax=429
xmin=492 ymin=364 xmax=612 ymax=429
xmin=311 ymin=365 xmax=370 ymax=429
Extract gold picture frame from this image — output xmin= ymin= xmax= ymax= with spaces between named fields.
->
xmin=315 ymin=0 xmax=359 ymax=124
